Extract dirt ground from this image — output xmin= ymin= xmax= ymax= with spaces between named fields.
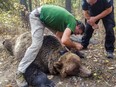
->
xmin=0 ymin=28 xmax=116 ymax=87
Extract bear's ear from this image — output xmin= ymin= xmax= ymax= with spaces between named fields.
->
xmin=53 ymin=61 xmax=63 ymax=72
xmin=3 ymin=39 xmax=14 ymax=56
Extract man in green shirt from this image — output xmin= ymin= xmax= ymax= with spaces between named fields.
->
xmin=16 ymin=5 xmax=85 ymax=87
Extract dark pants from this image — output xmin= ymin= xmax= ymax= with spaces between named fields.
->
xmin=81 ymin=13 xmax=115 ymax=53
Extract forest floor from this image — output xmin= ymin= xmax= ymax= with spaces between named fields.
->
xmin=0 ymin=28 xmax=116 ymax=87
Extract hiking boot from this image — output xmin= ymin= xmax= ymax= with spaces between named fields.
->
xmin=107 ymin=52 xmax=114 ymax=59
xmin=16 ymin=71 xmax=29 ymax=87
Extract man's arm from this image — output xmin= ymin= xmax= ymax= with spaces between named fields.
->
xmin=61 ymin=28 xmax=83 ymax=50
xmin=82 ymin=10 xmax=90 ymax=20
xmin=95 ymin=6 xmax=112 ymax=20
xmin=89 ymin=6 xmax=113 ymax=24
xmin=55 ymin=31 xmax=64 ymax=46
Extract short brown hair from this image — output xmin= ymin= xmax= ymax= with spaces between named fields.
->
xmin=76 ymin=20 xmax=85 ymax=34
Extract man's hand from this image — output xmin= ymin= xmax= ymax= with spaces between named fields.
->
xmin=87 ymin=17 xmax=99 ymax=29
xmin=73 ymin=42 xmax=83 ymax=50
xmin=87 ymin=16 xmax=97 ymax=26
xmin=92 ymin=24 xmax=99 ymax=29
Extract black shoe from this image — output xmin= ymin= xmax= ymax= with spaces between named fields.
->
xmin=107 ymin=52 xmax=114 ymax=59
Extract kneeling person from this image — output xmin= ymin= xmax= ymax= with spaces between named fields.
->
xmin=16 ymin=5 xmax=85 ymax=87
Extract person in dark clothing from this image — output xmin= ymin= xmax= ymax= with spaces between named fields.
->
xmin=81 ymin=0 xmax=115 ymax=58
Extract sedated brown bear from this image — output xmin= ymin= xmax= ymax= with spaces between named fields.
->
xmin=3 ymin=32 xmax=91 ymax=87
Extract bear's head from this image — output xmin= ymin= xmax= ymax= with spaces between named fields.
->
xmin=53 ymin=52 xmax=80 ymax=78
xmin=53 ymin=52 xmax=91 ymax=78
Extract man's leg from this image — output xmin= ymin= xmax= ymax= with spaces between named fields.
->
xmin=16 ymin=8 xmax=45 ymax=87
xmin=102 ymin=16 xmax=115 ymax=58
xmin=81 ymin=23 xmax=94 ymax=49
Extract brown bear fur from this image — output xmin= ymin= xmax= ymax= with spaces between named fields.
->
xmin=3 ymin=32 xmax=91 ymax=78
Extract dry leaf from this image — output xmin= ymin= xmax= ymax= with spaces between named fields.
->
xmin=108 ymin=67 xmax=115 ymax=70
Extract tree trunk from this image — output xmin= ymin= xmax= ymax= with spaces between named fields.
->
xmin=65 ymin=0 xmax=71 ymax=13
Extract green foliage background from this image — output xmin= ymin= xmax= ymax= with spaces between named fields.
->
xmin=0 ymin=0 xmax=116 ymax=35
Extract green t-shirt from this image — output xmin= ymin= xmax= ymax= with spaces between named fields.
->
xmin=39 ymin=5 xmax=76 ymax=32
